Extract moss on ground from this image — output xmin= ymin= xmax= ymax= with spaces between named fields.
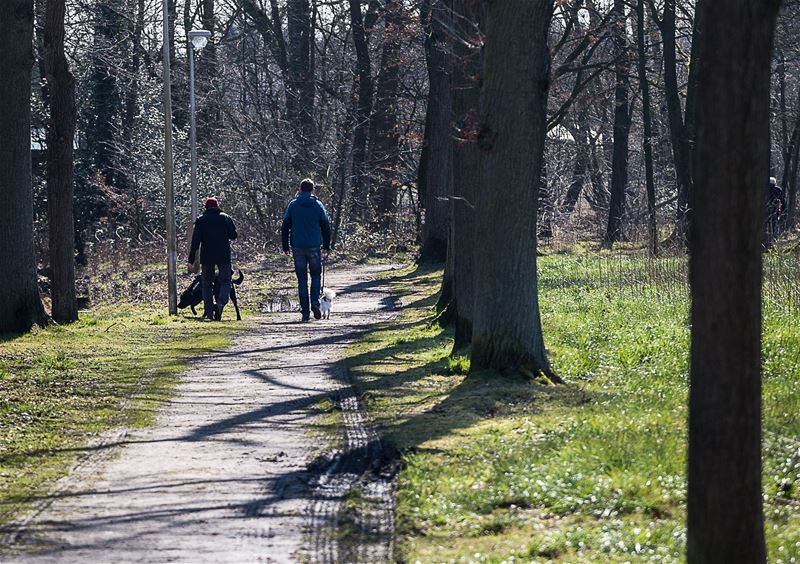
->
xmin=342 ymin=257 xmax=800 ymax=563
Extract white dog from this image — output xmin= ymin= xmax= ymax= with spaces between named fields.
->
xmin=319 ymin=288 xmax=336 ymax=319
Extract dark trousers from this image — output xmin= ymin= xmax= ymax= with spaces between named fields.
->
xmin=292 ymin=247 xmax=321 ymax=315
xmin=201 ymin=262 xmax=232 ymax=318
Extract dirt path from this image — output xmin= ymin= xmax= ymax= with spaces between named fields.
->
xmin=2 ymin=264 xmax=399 ymax=563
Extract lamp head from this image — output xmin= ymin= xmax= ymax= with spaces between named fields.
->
xmin=188 ymin=30 xmax=212 ymax=51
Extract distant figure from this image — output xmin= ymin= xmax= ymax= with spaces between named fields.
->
xmin=188 ymin=196 xmax=238 ymax=321
xmin=282 ymin=179 xmax=331 ymax=322
xmin=766 ymin=177 xmax=786 ymax=247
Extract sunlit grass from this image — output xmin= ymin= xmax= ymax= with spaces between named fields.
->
xmin=0 ymin=303 xmax=248 ymax=526
xmin=344 ymin=255 xmax=800 ymax=562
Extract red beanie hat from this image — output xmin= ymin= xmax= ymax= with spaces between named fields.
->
xmin=205 ymin=197 xmax=219 ymax=209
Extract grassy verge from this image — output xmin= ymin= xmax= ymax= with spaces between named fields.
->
xmin=0 ymin=305 xmax=251 ymax=527
xmin=343 ymin=258 xmax=800 ymax=563
xmin=0 ymin=251 xmax=305 ymax=529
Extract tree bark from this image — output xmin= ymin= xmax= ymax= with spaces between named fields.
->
xmin=659 ymin=0 xmax=698 ymax=246
xmin=636 ymin=0 xmax=657 ymax=257
xmin=44 ymin=0 xmax=77 ymax=323
xmin=449 ymin=0 xmax=482 ymax=350
xmin=89 ymin=0 xmax=122 ymax=186
xmin=418 ymin=0 xmax=452 ymax=263
xmin=0 ymin=0 xmax=48 ymax=333
xmin=470 ymin=0 xmax=554 ymax=378
xmin=561 ymin=118 xmax=591 ymax=215
xmin=602 ymin=0 xmax=631 ymax=249
xmin=287 ymin=0 xmax=315 ymax=168
xmin=688 ymin=0 xmax=780 ymax=560
xmin=368 ymin=0 xmax=405 ymax=225
xmin=348 ymin=0 xmax=373 ymax=220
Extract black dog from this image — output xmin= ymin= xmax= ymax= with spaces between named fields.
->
xmin=179 ymin=270 xmax=244 ymax=320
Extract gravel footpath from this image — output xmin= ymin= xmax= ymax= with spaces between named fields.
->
xmin=2 ymin=264 xmax=399 ymax=563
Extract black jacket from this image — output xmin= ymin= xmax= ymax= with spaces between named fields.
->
xmin=188 ymin=208 xmax=238 ymax=265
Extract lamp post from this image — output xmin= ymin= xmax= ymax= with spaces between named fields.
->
xmin=162 ymin=0 xmax=177 ymax=314
xmin=187 ymin=29 xmax=211 ymax=274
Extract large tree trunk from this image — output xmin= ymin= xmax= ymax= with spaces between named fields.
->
xmin=44 ymin=0 xmax=77 ymax=323
xmin=418 ymin=0 xmax=452 ymax=263
xmin=287 ymin=0 xmax=314 ymax=169
xmin=602 ymin=0 xmax=631 ymax=249
xmin=368 ymin=0 xmax=405 ymax=226
xmin=636 ymin=0 xmax=657 ymax=257
xmin=470 ymin=0 xmax=555 ymax=378
xmin=89 ymin=0 xmax=122 ymax=186
xmin=660 ymin=0 xmax=699 ymax=247
xmin=688 ymin=0 xmax=780 ymax=560
xmin=348 ymin=0 xmax=373 ymax=221
xmin=0 ymin=0 xmax=48 ymax=333
xmin=449 ymin=0 xmax=482 ymax=350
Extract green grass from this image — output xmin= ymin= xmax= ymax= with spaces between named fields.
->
xmin=342 ymin=257 xmax=800 ymax=563
xmin=0 ymin=303 xmax=248 ymax=527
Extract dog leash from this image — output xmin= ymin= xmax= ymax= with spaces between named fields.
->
xmin=320 ymin=253 xmax=326 ymax=298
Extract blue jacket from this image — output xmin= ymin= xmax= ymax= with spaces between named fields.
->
xmin=281 ymin=192 xmax=332 ymax=251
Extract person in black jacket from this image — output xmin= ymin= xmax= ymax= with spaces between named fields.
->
xmin=765 ymin=177 xmax=786 ymax=247
xmin=187 ymin=196 xmax=238 ymax=320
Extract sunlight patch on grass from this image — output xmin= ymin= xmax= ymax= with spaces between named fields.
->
xmin=343 ymin=257 xmax=800 ymax=562
xmin=0 ymin=304 xmax=246 ymax=526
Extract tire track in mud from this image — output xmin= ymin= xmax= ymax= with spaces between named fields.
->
xmin=306 ymin=392 xmax=396 ymax=563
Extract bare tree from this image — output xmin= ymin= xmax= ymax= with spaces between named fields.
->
xmin=636 ymin=0 xmax=657 ymax=256
xmin=688 ymin=0 xmax=781 ymax=560
xmin=602 ymin=0 xmax=631 ymax=249
xmin=0 ymin=0 xmax=48 ymax=333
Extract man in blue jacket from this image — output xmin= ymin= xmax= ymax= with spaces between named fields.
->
xmin=282 ymin=179 xmax=332 ymax=321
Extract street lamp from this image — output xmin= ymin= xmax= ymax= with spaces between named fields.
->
xmin=188 ymin=29 xmax=211 ymax=272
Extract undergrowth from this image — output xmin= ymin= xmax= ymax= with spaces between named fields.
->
xmin=343 ymin=256 xmax=800 ymax=563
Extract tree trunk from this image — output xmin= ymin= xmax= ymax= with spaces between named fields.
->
xmin=287 ymin=0 xmax=314 ymax=169
xmin=602 ymin=0 xmax=631 ymax=249
xmin=198 ymin=0 xmax=219 ymax=140
xmin=636 ymin=0 xmax=657 ymax=257
xmin=449 ymin=0 xmax=482 ymax=350
xmin=688 ymin=1 xmax=780 ymax=560
xmin=561 ymin=119 xmax=591 ymax=215
xmin=781 ymin=90 xmax=800 ymax=230
xmin=89 ymin=0 xmax=122 ymax=186
xmin=348 ymin=0 xmax=373 ymax=221
xmin=418 ymin=0 xmax=452 ymax=263
xmin=0 ymin=0 xmax=48 ymax=333
xmin=470 ymin=0 xmax=554 ymax=378
xmin=661 ymin=0 xmax=692 ymax=246
xmin=368 ymin=0 xmax=404 ymax=226
xmin=44 ymin=0 xmax=77 ymax=323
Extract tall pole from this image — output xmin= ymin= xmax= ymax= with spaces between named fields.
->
xmin=162 ymin=0 xmax=177 ymax=315
xmin=188 ymin=39 xmax=200 ymax=273
xmin=189 ymin=40 xmax=198 ymax=225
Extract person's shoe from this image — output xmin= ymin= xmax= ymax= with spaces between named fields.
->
xmin=311 ymin=304 xmax=322 ymax=320
xmin=201 ymin=315 xmax=213 ymax=322
xmin=301 ymin=313 xmax=311 ymax=322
